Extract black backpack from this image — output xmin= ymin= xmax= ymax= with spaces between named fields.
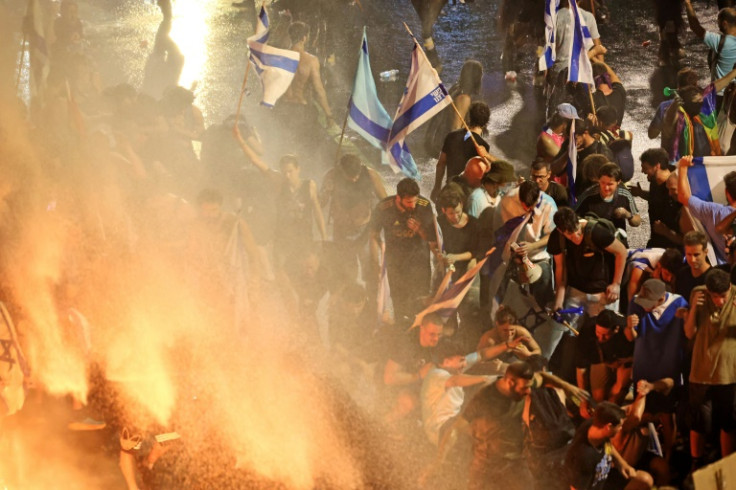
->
xmin=558 ymin=212 xmax=621 ymax=253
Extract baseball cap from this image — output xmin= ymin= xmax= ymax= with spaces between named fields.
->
xmin=557 ymin=102 xmax=580 ymax=120
xmin=634 ymin=279 xmax=667 ymax=310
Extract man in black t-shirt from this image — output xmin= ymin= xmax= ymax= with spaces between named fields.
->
xmin=675 ymin=230 xmax=711 ymax=301
xmin=630 ymin=148 xmax=683 ymax=249
xmin=549 ymin=207 xmax=628 ymax=318
xmin=565 ymin=402 xmax=652 ymax=490
xmin=371 ymin=178 xmax=437 ymax=323
xmin=430 ymin=102 xmax=491 ymax=202
xmin=463 ymin=361 xmax=535 ymax=490
xmin=539 ymin=208 xmax=628 ymax=366
xmin=574 ymin=310 xmax=634 ymax=405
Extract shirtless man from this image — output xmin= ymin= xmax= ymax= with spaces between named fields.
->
xmin=282 ymin=21 xmax=335 ymax=129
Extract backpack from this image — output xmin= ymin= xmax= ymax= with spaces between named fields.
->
xmin=558 ymin=212 xmax=622 ymax=253
xmin=600 ymin=130 xmax=634 ymax=182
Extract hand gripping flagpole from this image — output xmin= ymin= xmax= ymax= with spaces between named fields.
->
xmin=401 ymin=22 xmax=497 ymax=166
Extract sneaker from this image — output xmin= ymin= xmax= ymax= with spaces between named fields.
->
xmin=505 ymin=71 xmax=518 ymax=83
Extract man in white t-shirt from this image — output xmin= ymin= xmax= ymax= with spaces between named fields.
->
xmin=552 ymin=2 xmax=604 ymax=76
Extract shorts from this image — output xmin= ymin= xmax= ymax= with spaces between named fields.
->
xmin=689 ymin=383 xmax=736 ymax=433
xmin=590 ymin=362 xmax=632 ymax=395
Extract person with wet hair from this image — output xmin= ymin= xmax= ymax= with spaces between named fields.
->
xmin=625 ymin=247 xmax=683 ymax=303
xmin=574 ymin=118 xmax=615 ymax=195
xmin=684 ymin=268 xmax=736 ymax=469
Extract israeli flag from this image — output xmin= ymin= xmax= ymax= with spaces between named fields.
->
xmin=567 ymin=0 xmax=594 ymax=85
xmin=690 ymin=156 xmax=736 ymax=204
xmin=387 ymin=44 xmax=452 ymax=179
xmin=247 ymin=6 xmax=300 ymax=107
xmin=347 ymin=29 xmax=393 ymax=154
xmin=539 ymin=0 xmax=560 ymax=71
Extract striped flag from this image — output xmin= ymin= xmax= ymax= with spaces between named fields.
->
xmin=25 ymin=0 xmax=50 ymax=101
xmin=347 ymin=29 xmax=393 ymax=155
xmin=247 ymin=6 xmax=300 ymax=107
xmin=567 ymin=0 xmax=594 ymax=85
xmin=412 ymin=248 xmax=494 ymax=328
xmin=687 ymin=155 xmax=736 ymax=265
xmin=387 ymin=44 xmax=452 ymax=179
xmin=539 ymin=0 xmax=560 ymax=71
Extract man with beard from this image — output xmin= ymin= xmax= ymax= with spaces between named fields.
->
xmin=463 ymin=361 xmax=535 ymax=490
xmin=630 ymin=148 xmax=682 ymax=249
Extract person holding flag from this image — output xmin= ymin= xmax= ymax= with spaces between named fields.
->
xmin=370 ymin=178 xmax=436 ymax=325
xmin=385 ymin=26 xmax=455 ymax=179
xmin=281 ymin=21 xmax=336 ymax=131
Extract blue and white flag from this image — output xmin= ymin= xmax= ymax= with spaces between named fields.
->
xmin=687 ymin=156 xmax=736 ymax=265
xmin=387 ymin=44 xmax=451 ymax=179
xmin=690 ymin=156 xmax=736 ymax=204
xmin=412 ymin=248 xmax=492 ymax=328
xmin=247 ymin=6 xmax=300 ymax=107
xmin=539 ymin=0 xmax=560 ymax=71
xmin=567 ymin=0 xmax=594 ymax=85
xmin=567 ymin=119 xmax=578 ymax=204
xmin=347 ymin=29 xmax=393 ymax=154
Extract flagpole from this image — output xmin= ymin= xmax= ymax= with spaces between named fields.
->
xmin=334 ymin=108 xmax=350 ymax=162
xmin=15 ymin=32 xmax=26 ymax=91
xmin=234 ymin=60 xmax=252 ymax=125
xmin=401 ymin=22 xmax=494 ymax=163
xmin=588 ymin=85 xmax=596 ymax=115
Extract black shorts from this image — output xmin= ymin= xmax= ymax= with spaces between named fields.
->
xmin=689 ymin=383 xmax=736 ymax=433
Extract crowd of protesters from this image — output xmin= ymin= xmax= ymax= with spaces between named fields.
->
xmin=4 ymin=0 xmax=736 ymax=489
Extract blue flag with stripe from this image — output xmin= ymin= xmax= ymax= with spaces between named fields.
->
xmin=539 ymin=0 xmax=560 ymax=71
xmin=247 ymin=6 xmax=300 ymax=107
xmin=347 ymin=29 xmax=393 ymax=159
xmin=567 ymin=0 xmax=594 ymax=85
xmin=387 ymin=44 xmax=451 ymax=179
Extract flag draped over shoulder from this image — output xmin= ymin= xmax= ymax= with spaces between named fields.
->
xmin=387 ymin=45 xmax=451 ymax=179
xmin=567 ymin=0 xmax=594 ymax=85
xmin=247 ymin=6 xmax=300 ymax=107
xmin=347 ymin=29 xmax=393 ymax=154
xmin=539 ymin=0 xmax=560 ymax=71
xmin=25 ymin=0 xmax=50 ymax=101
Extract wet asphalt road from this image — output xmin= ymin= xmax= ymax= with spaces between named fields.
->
xmin=45 ymin=0 xmax=721 ymax=248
